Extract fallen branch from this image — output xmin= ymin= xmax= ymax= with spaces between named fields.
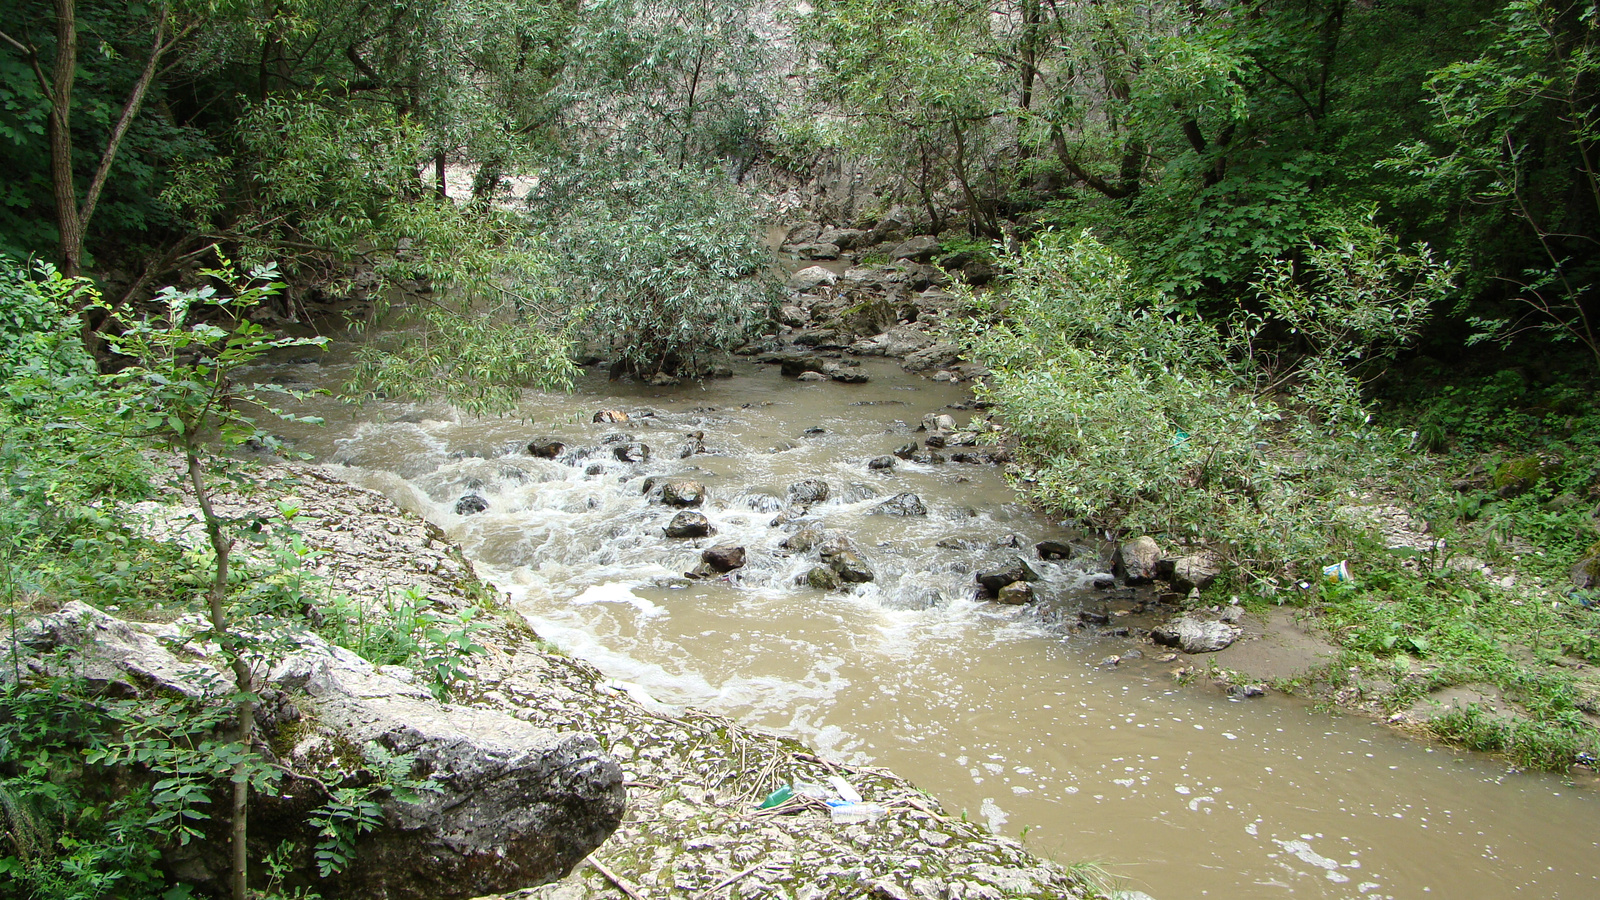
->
xmin=587 ymin=857 xmax=649 ymax=900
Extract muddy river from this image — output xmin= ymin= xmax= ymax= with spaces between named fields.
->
xmin=256 ymin=350 xmax=1600 ymax=899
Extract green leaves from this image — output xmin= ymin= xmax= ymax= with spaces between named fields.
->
xmin=953 ymin=228 xmax=1429 ymax=582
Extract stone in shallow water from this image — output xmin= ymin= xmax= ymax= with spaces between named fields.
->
xmin=455 ymin=495 xmax=489 ymax=515
xmin=662 ymin=481 xmax=706 ymax=507
xmin=873 ymin=492 xmax=927 ymax=517
xmin=664 ymin=511 xmax=714 ymax=538
xmin=1151 ymin=616 xmax=1241 ymax=653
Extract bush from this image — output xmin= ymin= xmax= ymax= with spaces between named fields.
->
xmin=527 ymin=153 xmax=779 ymax=377
xmin=952 ymin=227 xmax=1451 ymax=583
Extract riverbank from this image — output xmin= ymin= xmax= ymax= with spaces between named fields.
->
xmin=759 ymin=228 xmax=1600 ymax=773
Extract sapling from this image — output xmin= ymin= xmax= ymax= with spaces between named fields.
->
xmin=97 ymin=258 xmax=326 ymax=900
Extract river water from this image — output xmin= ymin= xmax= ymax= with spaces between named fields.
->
xmin=255 ymin=349 xmax=1600 ymax=899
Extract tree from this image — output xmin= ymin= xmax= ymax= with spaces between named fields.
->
xmin=1393 ymin=0 xmax=1600 ymax=369
xmin=97 ymin=258 xmax=325 ymax=900
xmin=0 ymin=0 xmax=198 ymax=275
xmin=528 ymin=152 xmax=778 ymax=379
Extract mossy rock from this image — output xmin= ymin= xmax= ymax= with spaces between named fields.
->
xmin=1493 ymin=456 xmax=1543 ymax=497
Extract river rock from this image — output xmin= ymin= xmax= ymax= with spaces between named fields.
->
xmin=823 ymin=361 xmax=870 ymax=383
xmin=1036 ymin=540 xmax=1074 ymax=560
xmin=902 ymin=343 xmax=963 ymax=374
xmin=781 ymin=527 xmax=825 ymax=552
xmin=820 ymin=537 xmax=875 ymax=583
xmin=868 ymin=455 xmax=896 ymax=471
xmin=921 ymin=413 xmax=958 ymax=433
xmin=787 ymin=266 xmax=839 ymax=292
xmin=888 ymin=235 xmax=940 ymax=262
xmin=645 ymin=371 xmax=680 ymax=387
xmin=803 ymin=565 xmax=844 ymax=590
xmin=8 ymin=603 xmax=625 ymax=900
xmin=1158 ymin=551 xmax=1223 ymax=593
xmin=995 ymin=582 xmax=1035 ymax=605
xmin=527 ymin=440 xmax=564 ymax=459
xmin=778 ymin=304 xmax=810 ymax=327
xmin=701 ymin=545 xmax=746 ymax=572
xmin=784 ymin=222 xmax=823 ymax=245
xmin=788 ymin=478 xmax=831 ymax=506
xmin=662 ymin=481 xmax=707 ymax=507
xmin=975 ymin=556 xmax=1042 ymax=597
xmin=873 ymin=492 xmax=927 ymax=516
xmin=1114 ymin=536 xmax=1164 ymax=585
xmin=818 ymin=226 xmax=868 ymax=249
xmin=677 ymin=431 xmax=705 ymax=459
xmin=794 ymin=241 xmax=841 ymax=260
xmin=455 ymin=495 xmax=489 ymax=515
xmin=852 ymin=325 xmax=935 ymax=358
xmin=893 ymin=440 xmax=919 ymax=460
xmin=911 ymin=450 xmax=945 ymax=464
xmin=664 ymin=512 xmax=714 ymax=538
xmin=1151 ymin=616 xmax=1242 ymax=653
xmin=593 ymin=409 xmax=628 ymax=423
xmin=612 ymin=442 xmax=650 ymax=463
xmin=776 ymin=354 xmax=827 ymax=378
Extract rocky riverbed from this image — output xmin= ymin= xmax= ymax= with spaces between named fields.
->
xmin=9 ymin=457 xmax=1105 ymax=900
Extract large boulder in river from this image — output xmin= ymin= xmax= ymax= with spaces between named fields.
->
xmin=1151 ymin=615 xmax=1242 ymax=654
xmin=701 ymin=544 xmax=746 ymax=572
xmin=888 ymin=235 xmax=940 ymax=263
xmin=455 ymin=495 xmax=489 ymax=515
xmin=527 ymin=439 xmax=564 ymax=459
xmin=612 ymin=442 xmax=650 ymax=463
xmin=851 ymin=325 xmax=935 ymax=358
xmin=902 ymin=343 xmax=963 ymax=374
xmin=5 ymin=603 xmax=625 ymax=900
xmin=1114 ymin=536 xmax=1164 ymax=585
xmin=817 ymin=226 xmax=869 ymax=250
xmin=995 ymin=582 xmax=1036 ymax=605
xmin=975 ymin=556 xmax=1043 ymax=597
xmin=819 ymin=536 xmax=875 ymax=583
xmin=664 ymin=511 xmax=714 ymax=538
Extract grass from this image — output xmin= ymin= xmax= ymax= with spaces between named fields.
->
xmin=1283 ymin=356 xmax=1600 ymax=770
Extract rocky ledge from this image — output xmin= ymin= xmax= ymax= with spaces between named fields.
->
xmin=12 ymin=461 xmax=1103 ymax=900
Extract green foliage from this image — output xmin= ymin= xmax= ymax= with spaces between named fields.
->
xmin=347 ymin=285 xmax=578 ymax=417
xmin=318 ymin=586 xmax=486 ymax=701
xmin=1390 ymin=0 xmax=1600 ymax=367
xmin=307 ymin=742 xmax=436 ymax=879
xmin=529 ymin=153 xmax=779 ymax=377
xmin=558 ymin=0 xmax=777 ymax=169
xmin=166 ymin=97 xmax=512 ymax=303
xmin=1315 ymin=563 xmax=1600 ymax=770
xmin=953 ymin=228 xmax=1447 ymax=581
xmin=0 ymin=671 xmax=273 ymax=900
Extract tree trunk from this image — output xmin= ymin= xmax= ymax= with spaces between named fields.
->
xmin=48 ymin=0 xmax=81 ymax=277
xmin=188 ymin=450 xmax=254 ymax=900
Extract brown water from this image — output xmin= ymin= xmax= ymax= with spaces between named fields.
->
xmin=256 ymin=351 xmax=1600 ymax=899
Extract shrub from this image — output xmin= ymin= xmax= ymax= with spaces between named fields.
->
xmin=952 ymin=226 xmax=1451 ymax=583
xmin=527 ymin=152 xmax=779 ymax=377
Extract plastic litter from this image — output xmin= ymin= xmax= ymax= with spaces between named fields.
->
xmin=827 ymin=775 xmax=862 ymax=804
xmin=829 ymin=802 xmax=888 ymax=824
xmin=1322 ymin=560 xmax=1351 ymax=583
xmin=792 ymin=780 xmax=831 ymax=800
xmin=757 ymin=785 xmax=794 ymax=809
